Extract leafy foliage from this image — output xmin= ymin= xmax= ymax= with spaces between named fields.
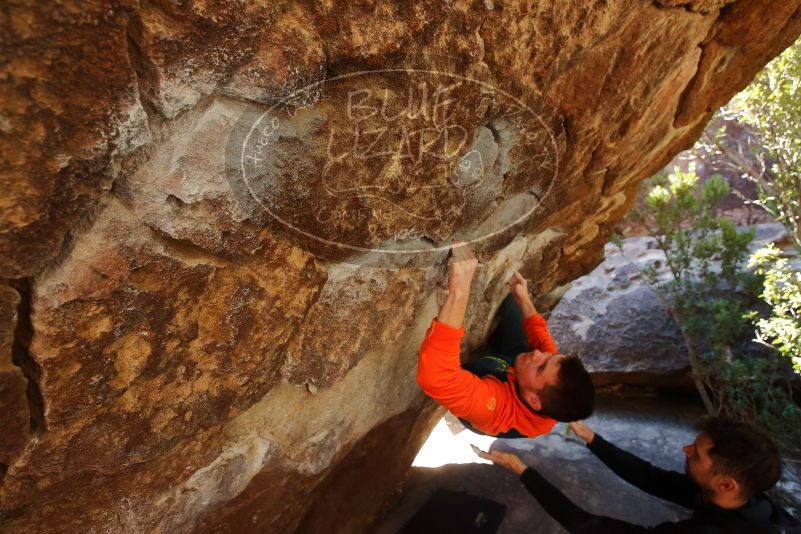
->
xmin=628 ymin=168 xmax=801 ymax=449
xmin=690 ymin=37 xmax=801 ymax=382
xmin=702 ymin=39 xmax=801 ymax=249
xmin=634 ymin=37 xmax=801 ymax=450
xmin=749 ymin=245 xmax=801 ymax=373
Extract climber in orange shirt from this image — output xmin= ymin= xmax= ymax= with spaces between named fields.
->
xmin=417 ymin=243 xmax=595 ymax=438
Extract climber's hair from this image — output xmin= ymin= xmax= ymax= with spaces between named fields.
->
xmin=695 ymin=416 xmax=781 ymax=499
xmin=538 ymin=354 xmax=595 ymax=422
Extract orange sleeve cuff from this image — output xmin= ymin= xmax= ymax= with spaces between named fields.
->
xmin=423 ymin=318 xmax=465 ymax=352
xmin=522 ymin=313 xmax=558 ymax=354
xmin=523 ymin=314 xmax=547 ymax=329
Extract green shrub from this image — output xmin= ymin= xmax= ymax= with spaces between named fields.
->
xmin=701 ymin=38 xmax=801 ymax=250
xmin=749 ymin=245 xmax=801 ymax=374
xmin=625 ymin=168 xmax=801 ymax=449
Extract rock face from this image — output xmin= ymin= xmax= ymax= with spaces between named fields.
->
xmin=2 ymin=1 xmax=801 ymax=532
xmin=549 ymin=236 xmax=692 ymax=384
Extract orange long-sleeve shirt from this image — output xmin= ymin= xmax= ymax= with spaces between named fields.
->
xmin=416 ymin=314 xmax=557 ymax=437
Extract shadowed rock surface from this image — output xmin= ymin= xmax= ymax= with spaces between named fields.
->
xmin=2 ymin=1 xmax=801 ymax=532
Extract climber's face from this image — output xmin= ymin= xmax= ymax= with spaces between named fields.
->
xmin=515 ymin=349 xmax=565 ymax=411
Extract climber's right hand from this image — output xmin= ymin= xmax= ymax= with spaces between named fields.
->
xmin=447 ymin=242 xmax=478 ymax=294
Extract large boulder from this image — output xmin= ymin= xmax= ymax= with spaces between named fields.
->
xmin=549 ymin=223 xmax=795 ymax=385
xmin=549 ymin=236 xmax=691 ymax=385
xmin=3 ymin=1 xmax=801 ymax=532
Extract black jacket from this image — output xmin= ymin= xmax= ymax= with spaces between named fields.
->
xmin=520 ymin=434 xmax=800 ymax=533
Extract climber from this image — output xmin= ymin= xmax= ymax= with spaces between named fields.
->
xmin=416 ymin=243 xmax=595 ymax=438
xmin=476 ymin=417 xmax=800 ymax=532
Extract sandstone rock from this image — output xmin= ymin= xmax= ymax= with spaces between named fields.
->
xmin=0 ymin=282 xmax=29 ymax=476
xmin=0 ymin=200 xmax=326 ymax=510
xmin=281 ymin=263 xmax=436 ymax=389
xmin=2 ymin=0 xmax=801 ymax=532
xmin=0 ymin=3 xmax=149 ymax=279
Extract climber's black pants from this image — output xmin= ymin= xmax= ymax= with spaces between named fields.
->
xmin=486 ymin=293 xmax=532 ymax=365
xmin=459 ymin=294 xmax=532 ymax=439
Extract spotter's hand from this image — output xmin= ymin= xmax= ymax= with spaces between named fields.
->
xmin=472 ymin=446 xmax=527 ymax=476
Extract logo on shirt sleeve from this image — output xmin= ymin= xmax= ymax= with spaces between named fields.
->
xmin=487 ymin=397 xmax=496 ymax=411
